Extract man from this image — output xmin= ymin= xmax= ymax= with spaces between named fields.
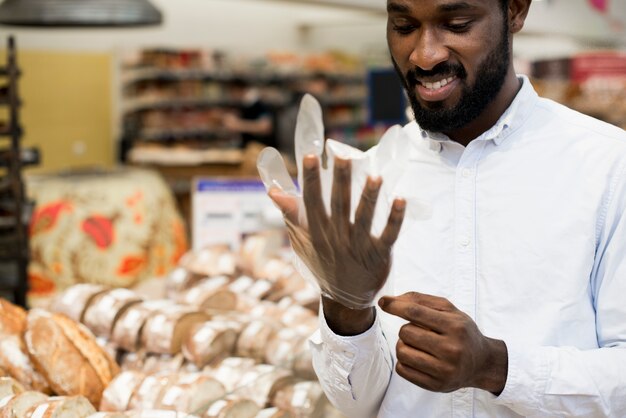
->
xmin=268 ymin=0 xmax=626 ymax=416
xmin=223 ymin=78 xmax=276 ymax=149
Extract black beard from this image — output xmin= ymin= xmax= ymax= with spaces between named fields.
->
xmin=393 ymin=25 xmax=510 ymax=134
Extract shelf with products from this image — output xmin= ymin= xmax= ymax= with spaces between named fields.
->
xmin=119 ymin=48 xmax=370 ymax=167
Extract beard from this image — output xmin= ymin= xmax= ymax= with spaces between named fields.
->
xmin=393 ymin=24 xmax=510 ymax=134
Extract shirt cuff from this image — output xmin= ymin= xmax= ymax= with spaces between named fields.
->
xmin=309 ymin=302 xmax=385 ymax=387
xmin=493 ymin=339 xmax=552 ymax=414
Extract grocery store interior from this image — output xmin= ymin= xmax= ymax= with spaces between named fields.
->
xmin=0 ymin=0 xmax=624 ymax=416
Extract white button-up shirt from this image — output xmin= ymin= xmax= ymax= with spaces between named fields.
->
xmin=309 ymin=76 xmax=626 ymax=417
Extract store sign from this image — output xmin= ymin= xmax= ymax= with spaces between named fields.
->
xmin=570 ymin=51 xmax=626 ymax=83
xmin=192 ymin=178 xmax=284 ymax=251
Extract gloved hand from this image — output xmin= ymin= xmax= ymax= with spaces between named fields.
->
xmin=257 ymin=94 xmax=407 ymax=309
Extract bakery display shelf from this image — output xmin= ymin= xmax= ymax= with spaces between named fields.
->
xmin=136 ymin=128 xmax=235 ymax=142
xmin=122 ymin=67 xmax=364 ymax=87
xmin=123 ymin=97 xmax=241 ymax=114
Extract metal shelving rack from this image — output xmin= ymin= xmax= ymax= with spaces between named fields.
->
xmin=0 ymin=36 xmax=30 ymax=306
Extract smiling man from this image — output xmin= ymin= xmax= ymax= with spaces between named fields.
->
xmin=267 ymin=0 xmax=626 ymax=416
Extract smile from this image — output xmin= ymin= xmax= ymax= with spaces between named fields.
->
xmin=416 ymin=76 xmax=460 ymax=102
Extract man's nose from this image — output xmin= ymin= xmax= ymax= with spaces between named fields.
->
xmin=408 ymin=27 xmax=449 ymax=71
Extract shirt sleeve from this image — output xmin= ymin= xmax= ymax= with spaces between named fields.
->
xmin=494 ymin=161 xmax=626 ymax=417
xmin=309 ymin=305 xmax=393 ymax=418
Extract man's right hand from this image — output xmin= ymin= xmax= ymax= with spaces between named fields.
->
xmin=269 ymin=154 xmax=406 ymax=334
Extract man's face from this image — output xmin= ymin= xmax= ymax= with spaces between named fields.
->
xmin=387 ymin=0 xmax=510 ymax=133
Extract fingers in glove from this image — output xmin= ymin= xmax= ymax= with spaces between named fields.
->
xmin=353 ymin=176 xmax=382 ymax=240
xmin=302 ymin=154 xmax=328 ymax=240
xmin=331 ymin=157 xmax=352 ymax=238
xmin=380 ymin=198 xmax=407 ymax=247
xmin=268 ymin=188 xmax=299 ymax=225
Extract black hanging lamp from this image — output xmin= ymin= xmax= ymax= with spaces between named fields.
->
xmin=0 ymin=0 xmax=163 ymax=27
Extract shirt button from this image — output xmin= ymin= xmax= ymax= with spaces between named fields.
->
xmin=461 ymin=168 xmax=472 ymax=178
xmin=459 ymin=237 xmax=471 ymax=247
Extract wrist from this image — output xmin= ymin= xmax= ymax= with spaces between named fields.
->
xmin=322 ymin=295 xmax=375 ymax=336
xmin=475 ymin=338 xmax=508 ymax=395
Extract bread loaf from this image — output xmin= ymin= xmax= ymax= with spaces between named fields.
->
xmin=99 ymin=371 xmax=145 ymax=412
xmin=140 ymin=306 xmax=210 ymax=355
xmin=208 ymin=358 xmax=256 ymax=392
xmin=141 ymin=354 xmax=184 ymax=375
xmin=51 ymin=314 xmax=119 ymax=388
xmin=179 ymin=277 xmax=237 ymax=311
xmin=0 ymin=390 xmax=47 ymax=418
xmin=155 ymin=373 xmax=225 ymax=414
xmin=24 ymin=309 xmax=103 ymax=406
xmin=253 ymin=408 xmax=294 ymax=418
xmin=0 ymin=299 xmax=26 ymax=335
xmin=86 ymin=413 xmax=127 ymax=418
xmin=124 ymin=410 xmax=200 ymax=418
xmin=234 ymin=365 xmax=294 ymax=408
xmin=110 ymin=301 xmax=173 ymax=352
xmin=26 ymin=396 xmax=95 ymax=418
xmin=82 ymin=289 xmax=142 ymax=339
xmin=126 ymin=375 xmax=170 ymax=411
xmin=0 ymin=378 xmax=24 ymax=401
xmin=264 ymin=330 xmax=306 ymax=369
xmin=180 ymin=245 xmax=237 ymax=277
xmin=0 ymin=335 xmax=51 ymax=394
xmin=181 ymin=322 xmax=238 ymax=368
xmin=235 ymin=320 xmax=279 ymax=362
xmin=271 ymin=381 xmax=326 ymax=418
xmin=204 ymin=396 xmax=260 ymax=418
xmin=49 ymin=285 xmax=108 ymax=324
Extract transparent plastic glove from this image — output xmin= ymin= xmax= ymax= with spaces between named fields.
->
xmin=257 ymin=94 xmax=407 ymax=310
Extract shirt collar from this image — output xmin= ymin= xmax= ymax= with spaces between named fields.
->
xmin=413 ymin=75 xmax=538 ymax=148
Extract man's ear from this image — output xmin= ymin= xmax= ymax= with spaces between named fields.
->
xmin=508 ymin=0 xmax=532 ymax=34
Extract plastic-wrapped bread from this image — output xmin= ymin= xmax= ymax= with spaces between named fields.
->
xmin=271 ymin=381 xmax=326 ymax=418
xmin=291 ymin=339 xmax=315 ymax=381
xmin=264 ymin=330 xmax=306 ymax=369
xmin=24 ymin=310 xmax=106 ymax=406
xmin=164 ymin=267 xmax=204 ymax=300
xmin=227 ymin=277 xmax=258 ymax=312
xmin=234 ymin=365 xmax=294 ymax=409
xmin=25 ymin=396 xmax=96 ymax=418
xmin=253 ymin=408 xmax=294 ymax=418
xmin=0 ymin=378 xmax=24 ymax=401
xmin=110 ymin=301 xmax=173 ymax=352
xmin=244 ymin=281 xmax=274 ymax=301
xmin=86 ymin=413 xmax=127 ymax=418
xmin=155 ymin=373 xmax=225 ymax=414
xmin=179 ymin=277 xmax=237 ymax=311
xmin=117 ymin=351 xmax=146 ymax=372
xmin=125 ymin=411 xmax=200 ymax=418
xmin=0 ymin=299 xmax=27 ymax=335
xmin=182 ymin=322 xmax=238 ymax=368
xmin=204 ymin=396 xmax=260 ymax=418
xmin=0 ymin=390 xmax=48 ymax=418
xmin=99 ymin=371 xmax=145 ymax=412
xmin=82 ymin=289 xmax=142 ymax=339
xmin=246 ymin=303 xmax=283 ymax=323
xmin=179 ymin=245 xmax=237 ymax=277
xmin=141 ymin=354 xmax=184 ymax=375
xmin=238 ymin=234 xmax=282 ymax=278
xmin=208 ymin=358 xmax=256 ymax=392
xmin=290 ymin=287 xmax=320 ymax=313
xmin=49 ymin=285 xmax=108 ymax=324
xmin=279 ymin=306 xmax=317 ymax=335
xmin=235 ymin=320 xmax=279 ymax=362
xmin=140 ymin=306 xmax=210 ymax=355
xmin=126 ymin=374 xmax=170 ymax=411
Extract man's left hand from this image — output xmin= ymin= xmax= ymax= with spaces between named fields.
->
xmin=379 ymin=292 xmax=508 ymax=395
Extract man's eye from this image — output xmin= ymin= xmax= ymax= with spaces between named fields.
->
xmin=393 ymin=24 xmax=417 ymax=35
xmin=445 ymin=21 xmax=472 ymax=32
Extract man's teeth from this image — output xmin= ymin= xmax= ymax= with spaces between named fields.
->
xmin=422 ymin=76 xmax=456 ymax=90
